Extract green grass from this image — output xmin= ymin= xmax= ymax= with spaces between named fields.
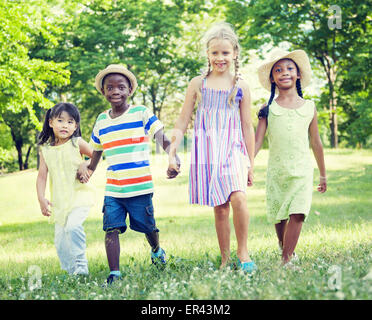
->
xmin=0 ymin=149 xmax=371 ymax=300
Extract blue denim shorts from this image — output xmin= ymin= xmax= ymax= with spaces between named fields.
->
xmin=102 ymin=193 xmax=159 ymax=234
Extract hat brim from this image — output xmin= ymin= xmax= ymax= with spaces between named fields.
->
xmin=258 ymin=50 xmax=312 ymax=92
xmin=95 ymin=65 xmax=138 ymax=96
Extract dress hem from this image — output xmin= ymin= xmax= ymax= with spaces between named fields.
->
xmin=189 ymin=188 xmax=247 ymax=207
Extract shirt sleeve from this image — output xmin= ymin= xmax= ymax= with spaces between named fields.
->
xmin=143 ymin=107 xmax=164 ymax=138
xmin=89 ymin=118 xmax=103 ymax=151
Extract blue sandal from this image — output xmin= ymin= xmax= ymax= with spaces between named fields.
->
xmin=151 ymin=247 xmax=167 ymax=265
xmin=237 ymin=259 xmax=257 ymax=273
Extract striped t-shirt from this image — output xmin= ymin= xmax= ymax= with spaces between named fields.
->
xmin=90 ymin=105 xmax=163 ymax=198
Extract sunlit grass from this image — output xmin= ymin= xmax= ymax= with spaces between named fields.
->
xmin=0 ymin=149 xmax=371 ymax=300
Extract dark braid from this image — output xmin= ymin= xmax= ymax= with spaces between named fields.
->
xmin=258 ymin=82 xmax=276 ymax=120
xmin=296 ymin=79 xmax=303 ymax=98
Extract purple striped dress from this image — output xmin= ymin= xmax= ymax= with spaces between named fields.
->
xmin=189 ymin=78 xmax=250 ymax=207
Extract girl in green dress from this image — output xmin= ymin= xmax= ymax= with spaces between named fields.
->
xmin=255 ymin=49 xmax=327 ymax=266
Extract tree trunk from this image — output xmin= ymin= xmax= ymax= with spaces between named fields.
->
xmin=318 ymin=53 xmax=339 ymax=148
xmin=329 ymin=99 xmax=338 ymax=148
xmin=10 ymin=129 xmax=24 ymax=170
xmin=24 ymin=145 xmax=32 ymax=170
xmin=15 ymin=142 xmax=23 ymax=171
xmin=328 ymin=66 xmax=338 ymax=148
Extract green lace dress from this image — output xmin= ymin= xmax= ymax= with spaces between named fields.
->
xmin=266 ymin=100 xmax=315 ymax=223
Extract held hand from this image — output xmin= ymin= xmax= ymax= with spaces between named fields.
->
xmin=247 ymin=168 xmax=254 ymax=187
xmin=175 ymin=154 xmax=181 ymax=169
xmin=167 ymin=154 xmax=181 ymax=179
xmin=317 ymin=176 xmax=327 ymax=193
xmin=77 ymin=162 xmax=92 ymax=183
xmin=39 ymin=198 xmax=52 ymax=217
xmin=81 ymin=168 xmax=94 ymax=183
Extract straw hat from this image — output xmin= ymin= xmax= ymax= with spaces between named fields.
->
xmin=257 ymin=49 xmax=312 ymax=92
xmin=95 ymin=64 xmax=138 ymax=96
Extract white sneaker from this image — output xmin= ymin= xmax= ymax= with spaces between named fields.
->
xmin=291 ymin=251 xmax=299 ymax=262
xmin=73 ymin=265 xmax=89 ymax=275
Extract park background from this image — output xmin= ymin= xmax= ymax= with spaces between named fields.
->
xmin=0 ymin=0 xmax=371 ymax=300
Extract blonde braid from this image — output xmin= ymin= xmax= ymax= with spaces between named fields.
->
xmin=228 ymin=56 xmax=240 ymax=107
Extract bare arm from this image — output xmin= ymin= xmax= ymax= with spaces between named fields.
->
xmin=36 ymin=151 xmax=51 ymax=217
xmin=309 ymin=106 xmax=327 ymax=193
xmin=255 ymin=105 xmax=268 ymax=157
xmin=167 ymin=76 xmax=200 ymax=176
xmin=78 ymin=138 xmax=93 ymax=158
xmin=154 ymin=128 xmax=171 ymax=153
xmin=77 ymin=138 xmax=94 ymax=183
xmin=154 ymin=129 xmax=181 ymax=178
xmin=239 ymin=81 xmax=255 ymax=186
xmin=87 ymin=150 xmax=103 ymax=175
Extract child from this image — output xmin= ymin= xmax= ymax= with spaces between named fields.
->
xmin=36 ymin=102 xmax=94 ymax=275
xmin=80 ymin=64 xmax=180 ymax=285
xmin=167 ymin=23 xmax=257 ymax=272
xmin=255 ymin=49 xmax=327 ymax=266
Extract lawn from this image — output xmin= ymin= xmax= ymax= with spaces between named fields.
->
xmin=0 ymin=149 xmax=371 ymax=300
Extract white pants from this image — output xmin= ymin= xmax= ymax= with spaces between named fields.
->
xmin=54 ymin=206 xmax=90 ymax=275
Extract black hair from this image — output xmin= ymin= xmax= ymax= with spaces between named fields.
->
xmin=101 ymin=73 xmax=131 ymax=91
xmin=257 ymin=60 xmax=303 ymax=122
xmin=296 ymin=78 xmax=303 ymax=98
xmin=38 ymin=102 xmax=81 ymax=146
xmin=258 ymin=82 xmax=276 ymax=120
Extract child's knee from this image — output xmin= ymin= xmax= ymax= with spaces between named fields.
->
xmin=230 ymin=191 xmax=247 ymax=207
xmin=65 ymin=219 xmax=86 ymax=236
xmin=289 ymin=213 xmax=305 ymax=223
xmin=214 ymin=203 xmax=230 ymax=218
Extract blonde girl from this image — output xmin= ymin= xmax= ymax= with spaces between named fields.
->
xmin=168 ymin=22 xmax=257 ymax=272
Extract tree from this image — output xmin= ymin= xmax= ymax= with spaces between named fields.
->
xmin=221 ymin=0 xmax=371 ymax=148
xmin=337 ymin=42 xmax=372 ymax=147
xmin=1 ymin=109 xmax=36 ymax=170
xmin=56 ymin=1 xmax=205 ymax=112
xmin=0 ymin=0 xmax=70 ymax=170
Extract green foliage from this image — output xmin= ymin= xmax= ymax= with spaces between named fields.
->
xmin=0 ymin=0 xmax=70 ymax=126
xmin=37 ymin=0 xmax=207 ymax=141
xmin=337 ymin=41 xmax=372 ymax=147
xmin=0 ymin=0 xmax=71 ymax=170
xmin=222 ymin=0 xmax=372 ymax=148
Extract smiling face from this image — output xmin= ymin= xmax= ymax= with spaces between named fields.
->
xmin=48 ymin=111 xmax=78 ymax=145
xmin=271 ymin=59 xmax=300 ymax=90
xmin=207 ymin=38 xmax=237 ymax=74
xmin=101 ymin=73 xmax=131 ymax=108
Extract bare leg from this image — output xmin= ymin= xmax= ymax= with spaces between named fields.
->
xmin=282 ymin=214 xmax=304 ymax=264
xmin=230 ymin=191 xmax=251 ymax=263
xmin=145 ymin=230 xmax=159 ymax=253
xmin=275 ymin=219 xmax=288 ymax=250
xmin=105 ymin=229 xmax=120 ymax=271
xmin=214 ymin=202 xmax=231 ymax=268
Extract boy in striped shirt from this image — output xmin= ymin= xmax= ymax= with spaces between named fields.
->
xmin=80 ymin=65 xmax=180 ymax=285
